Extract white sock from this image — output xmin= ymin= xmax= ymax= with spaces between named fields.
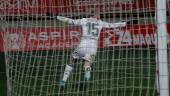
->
xmin=62 ymin=65 xmax=73 ymax=82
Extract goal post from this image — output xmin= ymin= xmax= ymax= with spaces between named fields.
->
xmin=0 ymin=0 xmax=169 ymax=96
xmin=156 ymin=0 xmax=169 ymax=95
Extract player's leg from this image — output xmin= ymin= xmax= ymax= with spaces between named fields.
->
xmin=84 ymin=60 xmax=92 ymax=80
xmin=82 ymin=39 xmax=97 ymax=80
xmin=60 ymin=58 xmax=75 ymax=86
xmin=82 ymin=54 xmax=94 ymax=80
xmin=59 ymin=51 xmax=79 ymax=86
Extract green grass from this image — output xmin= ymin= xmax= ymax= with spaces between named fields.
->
xmin=0 ymin=75 xmax=7 ymax=96
xmin=0 ymin=47 xmax=164 ymax=96
xmin=0 ymin=52 xmax=6 ymax=96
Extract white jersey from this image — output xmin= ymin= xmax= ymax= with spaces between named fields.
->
xmin=57 ymin=16 xmax=126 ymax=41
xmin=57 ymin=16 xmax=126 ymax=61
xmin=71 ymin=18 xmax=110 ymax=40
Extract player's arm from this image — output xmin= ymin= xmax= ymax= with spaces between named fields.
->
xmin=101 ymin=21 xmax=127 ymax=28
xmin=57 ymin=16 xmax=81 ymax=25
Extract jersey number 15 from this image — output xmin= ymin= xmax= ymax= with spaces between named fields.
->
xmin=86 ymin=23 xmax=99 ymax=37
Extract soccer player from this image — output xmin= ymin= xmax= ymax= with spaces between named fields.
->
xmin=57 ymin=13 xmax=126 ymax=86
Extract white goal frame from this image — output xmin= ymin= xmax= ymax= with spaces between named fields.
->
xmin=156 ymin=0 xmax=169 ymax=96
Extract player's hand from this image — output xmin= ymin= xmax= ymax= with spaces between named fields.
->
xmin=117 ymin=22 xmax=127 ymax=27
xmin=123 ymin=22 xmax=127 ymax=26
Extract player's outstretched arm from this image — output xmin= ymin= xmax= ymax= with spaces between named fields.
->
xmin=111 ymin=22 xmax=127 ymax=27
xmin=57 ymin=16 xmax=81 ymax=25
xmin=102 ymin=21 xmax=127 ymax=28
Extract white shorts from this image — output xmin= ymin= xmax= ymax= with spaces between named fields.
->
xmin=72 ymin=38 xmax=97 ymax=62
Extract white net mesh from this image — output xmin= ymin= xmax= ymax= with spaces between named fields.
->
xmin=0 ymin=0 xmax=169 ymax=96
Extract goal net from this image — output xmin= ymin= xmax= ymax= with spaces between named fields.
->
xmin=0 ymin=0 xmax=169 ymax=96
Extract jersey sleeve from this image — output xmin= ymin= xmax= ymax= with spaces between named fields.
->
xmin=101 ymin=21 xmax=126 ymax=28
xmin=57 ymin=16 xmax=82 ymax=25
